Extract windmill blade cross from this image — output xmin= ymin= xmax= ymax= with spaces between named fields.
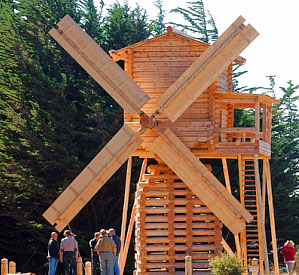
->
xmin=155 ymin=16 xmax=259 ymax=122
xmin=49 ymin=15 xmax=150 ymax=115
xmin=150 ymin=127 xmax=253 ymax=235
xmin=43 ymin=125 xmax=143 ymax=232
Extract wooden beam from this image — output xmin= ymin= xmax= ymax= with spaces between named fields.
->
xmin=119 ymin=156 xmax=132 ymax=261
xmin=150 ymin=128 xmax=253 ymax=235
xmin=267 ymin=106 xmax=272 ymax=145
xmin=119 ymin=202 xmax=136 ymax=275
xmin=262 ymin=104 xmax=268 ymax=143
xmin=222 ymin=158 xmax=242 ymax=259
xmin=49 ymin=15 xmax=149 ymax=115
xmin=238 ymin=155 xmax=246 ymax=266
xmin=255 ymin=101 xmax=260 ymax=141
xmin=262 ymin=159 xmax=267 ymax=225
xmin=221 ymin=238 xmax=234 ymax=256
xmin=156 ymin=16 xmax=259 ymax=122
xmin=254 ymin=155 xmax=270 ymax=274
xmin=43 ymin=125 xmax=143 ymax=232
xmin=265 ymin=159 xmax=279 ymax=275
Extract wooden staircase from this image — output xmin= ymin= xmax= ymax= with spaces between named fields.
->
xmin=240 ymin=159 xmax=261 ymax=267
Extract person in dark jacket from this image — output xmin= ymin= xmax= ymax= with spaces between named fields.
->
xmin=48 ymin=232 xmax=60 ymax=275
xmin=108 ymin=228 xmax=121 ymax=275
xmin=89 ymin=232 xmax=100 ymax=275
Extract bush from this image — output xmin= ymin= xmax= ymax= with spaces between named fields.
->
xmin=210 ymin=253 xmax=246 ymax=275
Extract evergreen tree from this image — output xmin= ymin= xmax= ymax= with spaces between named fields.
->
xmin=0 ymin=0 xmax=154 ymax=272
xmin=102 ymin=1 xmax=153 ymax=51
xmin=152 ymin=0 xmax=166 ymax=35
xmin=169 ymin=0 xmax=218 ymax=43
xmin=270 ymin=81 xmax=299 ymax=243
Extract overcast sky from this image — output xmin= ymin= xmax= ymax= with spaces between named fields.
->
xmin=95 ymin=0 xmax=299 ymax=102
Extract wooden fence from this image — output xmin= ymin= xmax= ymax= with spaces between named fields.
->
xmin=1 ymin=258 xmax=91 ymax=275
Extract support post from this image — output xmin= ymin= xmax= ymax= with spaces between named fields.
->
xmin=249 ymin=258 xmax=259 ymax=275
xmin=254 ymin=155 xmax=269 ymax=274
xmin=255 ymin=101 xmax=260 ymax=141
xmin=8 ymin=261 xmax=16 ymax=274
xmin=119 ymin=156 xmax=133 ymax=260
xmin=1 ymin=259 xmax=8 ymax=275
xmin=222 ymin=158 xmax=242 ymax=259
xmin=120 ymin=203 xmax=137 ymax=275
xmin=77 ymin=257 xmax=83 ymax=275
xmin=262 ymin=159 xmax=267 ymax=223
xmin=265 ymin=159 xmax=279 ymax=274
xmin=221 ymin=238 xmax=234 ymax=256
xmin=238 ymin=155 xmax=246 ymax=266
xmin=85 ymin=261 xmax=92 ymax=275
xmin=185 ymin=256 xmax=192 ymax=275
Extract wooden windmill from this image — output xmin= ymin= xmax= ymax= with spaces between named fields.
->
xmin=43 ymin=15 xmax=280 ymax=275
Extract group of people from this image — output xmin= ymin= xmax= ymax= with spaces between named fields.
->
xmin=48 ymin=230 xmax=79 ymax=275
xmin=89 ymin=228 xmax=121 ymax=275
xmin=47 ymin=228 xmax=120 ymax=275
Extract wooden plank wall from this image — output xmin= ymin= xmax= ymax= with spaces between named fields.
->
xmin=121 ymin=33 xmax=231 ymax=154
xmin=135 ymin=164 xmax=222 ymax=275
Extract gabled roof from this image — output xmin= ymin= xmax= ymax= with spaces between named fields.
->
xmin=109 ymin=26 xmax=245 ymax=65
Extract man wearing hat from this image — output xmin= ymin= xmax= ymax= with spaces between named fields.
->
xmin=108 ymin=228 xmax=121 ymax=275
xmin=95 ymin=229 xmax=116 ymax=275
xmin=60 ymin=230 xmax=79 ymax=275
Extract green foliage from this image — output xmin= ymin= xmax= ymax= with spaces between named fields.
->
xmin=295 ymin=245 xmax=299 ymax=259
xmin=210 ymin=253 xmax=246 ymax=275
xmin=270 ymin=81 xmax=299 ymax=242
xmin=102 ymin=1 xmax=153 ymax=51
xmin=169 ymin=0 xmax=218 ymax=43
xmin=0 ymin=0 xmax=153 ymax=273
xmin=152 ymin=0 xmax=166 ymax=35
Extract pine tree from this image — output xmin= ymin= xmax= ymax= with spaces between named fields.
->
xmin=270 ymin=81 xmax=299 ymax=242
xmin=169 ymin=0 xmax=218 ymax=43
xmin=102 ymin=1 xmax=153 ymax=51
xmin=152 ymin=0 xmax=166 ymax=35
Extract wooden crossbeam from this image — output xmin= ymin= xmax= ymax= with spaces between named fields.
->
xmin=150 ymin=128 xmax=253 ymax=235
xmin=49 ymin=15 xmax=149 ymax=115
xmin=156 ymin=16 xmax=259 ymax=122
xmin=42 ymin=125 xmax=143 ymax=232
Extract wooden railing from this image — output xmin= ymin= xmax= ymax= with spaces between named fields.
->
xmin=1 ymin=258 xmax=92 ymax=275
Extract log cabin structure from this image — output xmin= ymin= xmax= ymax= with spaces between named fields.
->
xmin=43 ymin=15 xmax=280 ymax=275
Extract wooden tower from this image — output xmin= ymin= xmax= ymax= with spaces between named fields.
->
xmin=43 ymin=15 xmax=280 ymax=275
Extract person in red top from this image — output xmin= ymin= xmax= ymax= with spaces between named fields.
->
xmin=280 ymin=240 xmax=295 ymax=275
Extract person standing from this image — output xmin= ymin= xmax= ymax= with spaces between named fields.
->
xmin=89 ymin=232 xmax=100 ymax=275
xmin=48 ymin=232 xmax=60 ymax=275
xmin=280 ymin=240 xmax=295 ymax=275
xmin=95 ymin=229 xmax=116 ymax=275
xmin=108 ymin=228 xmax=121 ymax=275
xmin=60 ymin=230 xmax=79 ymax=275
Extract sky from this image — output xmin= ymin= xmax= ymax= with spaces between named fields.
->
xmin=95 ymin=0 xmax=299 ymax=102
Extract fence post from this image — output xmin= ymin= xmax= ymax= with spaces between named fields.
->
xmin=185 ymin=255 xmax=192 ymax=275
xmin=85 ymin=261 xmax=91 ymax=275
xmin=248 ymin=258 xmax=259 ymax=275
xmin=77 ymin=257 xmax=82 ymax=275
xmin=1 ymin=259 xmax=8 ymax=275
xmin=8 ymin=261 xmax=16 ymax=274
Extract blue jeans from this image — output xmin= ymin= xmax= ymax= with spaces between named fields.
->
xmin=48 ymin=257 xmax=59 ymax=275
xmin=63 ymin=252 xmax=77 ymax=275
xmin=112 ymin=256 xmax=120 ymax=275
xmin=99 ymin=252 xmax=115 ymax=275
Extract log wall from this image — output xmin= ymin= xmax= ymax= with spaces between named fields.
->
xmin=135 ymin=164 xmax=222 ymax=274
xmin=117 ymin=31 xmax=232 ymax=155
